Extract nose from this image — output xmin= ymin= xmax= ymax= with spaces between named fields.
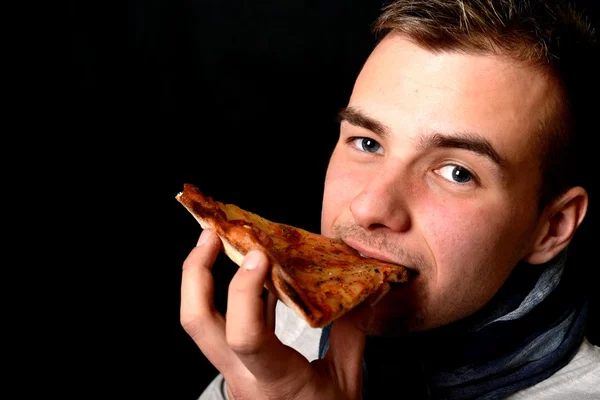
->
xmin=349 ymin=163 xmax=412 ymax=232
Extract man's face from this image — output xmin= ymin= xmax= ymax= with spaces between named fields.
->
xmin=321 ymin=33 xmax=558 ymax=335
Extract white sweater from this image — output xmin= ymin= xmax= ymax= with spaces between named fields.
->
xmin=198 ymin=301 xmax=600 ymax=399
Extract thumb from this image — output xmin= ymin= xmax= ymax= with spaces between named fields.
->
xmin=323 ymin=316 xmax=366 ymax=399
xmin=320 ymin=282 xmax=391 ymax=398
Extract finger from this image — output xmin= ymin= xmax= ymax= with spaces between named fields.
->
xmin=226 ymin=384 xmax=235 ymax=400
xmin=263 ymin=289 xmax=278 ymax=332
xmin=180 ymin=229 xmax=240 ymax=372
xmin=226 ymin=249 xmax=307 ymax=382
xmin=324 ymin=316 xmax=367 ymax=399
xmin=319 ymin=284 xmax=389 ymax=399
xmin=181 ymin=229 xmax=221 ymax=325
xmin=226 ymin=249 xmax=271 ymax=351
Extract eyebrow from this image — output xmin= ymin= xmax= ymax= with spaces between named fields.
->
xmin=336 ymin=106 xmax=505 ymax=167
xmin=421 ymin=132 xmax=505 ymax=167
xmin=337 ymin=106 xmax=390 ymax=138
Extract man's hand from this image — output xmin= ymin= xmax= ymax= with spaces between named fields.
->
xmin=180 ymin=229 xmax=367 ymax=400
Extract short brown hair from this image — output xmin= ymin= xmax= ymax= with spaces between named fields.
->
xmin=373 ymin=0 xmax=597 ymax=208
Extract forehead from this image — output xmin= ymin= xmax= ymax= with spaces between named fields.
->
xmin=350 ymin=33 xmax=558 ymax=164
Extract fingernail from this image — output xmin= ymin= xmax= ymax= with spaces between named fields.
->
xmin=197 ymin=230 xmax=210 ymax=246
xmin=243 ymin=249 xmax=263 ymax=271
xmin=370 ymin=284 xmax=390 ymax=307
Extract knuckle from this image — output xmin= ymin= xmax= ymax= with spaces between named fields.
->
xmin=226 ymin=332 xmax=262 ymax=355
xmin=180 ymin=314 xmax=210 ymax=340
xmin=182 ymin=250 xmax=204 ymax=270
xmin=181 ymin=257 xmax=195 ymax=270
xmin=228 ymin=277 xmax=250 ymax=295
xmin=182 ymin=245 xmax=215 ymax=270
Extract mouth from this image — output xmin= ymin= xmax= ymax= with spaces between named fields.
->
xmin=344 ymin=238 xmax=419 ymax=279
xmin=347 ymin=240 xmax=398 ymax=264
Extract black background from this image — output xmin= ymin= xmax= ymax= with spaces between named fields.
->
xmin=68 ymin=2 xmax=598 ymax=399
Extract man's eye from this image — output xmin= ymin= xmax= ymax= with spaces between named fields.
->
xmin=435 ymin=165 xmax=474 ymax=184
xmin=349 ymin=137 xmax=383 ymax=154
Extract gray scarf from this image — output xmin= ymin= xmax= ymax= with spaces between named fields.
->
xmin=318 ymin=250 xmax=589 ymax=399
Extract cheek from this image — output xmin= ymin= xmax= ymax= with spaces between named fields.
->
xmin=321 ymin=152 xmax=367 ymax=235
xmin=421 ymin=195 xmax=513 ymax=290
xmin=418 ymin=197 xmax=519 ymax=324
xmin=424 ymin=200 xmax=492 ymax=259
xmin=424 ymin=196 xmax=533 ymax=266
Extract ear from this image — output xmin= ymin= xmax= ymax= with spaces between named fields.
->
xmin=524 ymin=186 xmax=588 ymax=265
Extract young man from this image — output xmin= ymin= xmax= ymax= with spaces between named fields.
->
xmin=181 ymin=0 xmax=599 ymax=398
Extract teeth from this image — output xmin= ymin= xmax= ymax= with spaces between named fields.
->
xmin=358 ymin=252 xmax=368 ymax=258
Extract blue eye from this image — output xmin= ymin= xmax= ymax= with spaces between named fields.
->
xmin=350 ymin=137 xmax=383 ymax=154
xmin=436 ymin=165 xmax=474 ymax=184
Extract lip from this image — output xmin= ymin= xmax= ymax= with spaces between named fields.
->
xmin=343 ymin=237 xmax=412 ymax=270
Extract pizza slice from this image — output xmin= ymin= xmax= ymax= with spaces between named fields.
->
xmin=175 ymin=183 xmax=409 ymax=328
